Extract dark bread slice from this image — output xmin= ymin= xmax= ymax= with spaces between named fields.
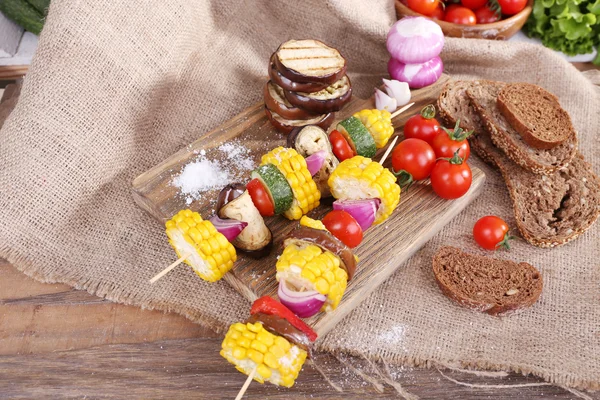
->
xmin=497 ymin=83 xmax=575 ymax=150
xmin=438 ymin=80 xmax=600 ymax=247
xmin=433 ymin=246 xmax=543 ymax=316
xmin=466 ymin=81 xmax=577 ymax=175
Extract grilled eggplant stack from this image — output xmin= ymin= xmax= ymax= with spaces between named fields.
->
xmin=264 ymin=39 xmax=352 ymax=134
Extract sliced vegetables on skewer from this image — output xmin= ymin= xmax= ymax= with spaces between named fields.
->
xmin=328 ymin=156 xmax=400 ymax=225
xmin=336 ymin=116 xmax=377 ymax=158
xmin=278 ymin=280 xmax=326 ymax=318
xmin=157 ymin=209 xmax=237 ymax=283
xmin=251 ymin=164 xmax=293 ymax=216
xmin=261 ymin=147 xmax=320 ymax=220
xmin=304 ymin=150 xmax=327 ymax=176
xmin=208 ymin=216 xmax=248 ymax=242
xmin=354 ymin=108 xmax=395 ymax=149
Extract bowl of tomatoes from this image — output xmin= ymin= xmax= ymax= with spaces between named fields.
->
xmin=395 ymin=0 xmax=533 ymax=39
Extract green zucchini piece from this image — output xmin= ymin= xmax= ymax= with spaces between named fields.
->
xmin=252 ymin=164 xmax=293 ymax=215
xmin=337 ymin=116 xmax=377 ymax=158
xmin=25 ymin=0 xmax=50 ymax=15
xmin=0 ymin=0 xmax=44 ymax=35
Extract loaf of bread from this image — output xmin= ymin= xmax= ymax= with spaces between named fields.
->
xmin=437 ymin=80 xmax=600 ymax=247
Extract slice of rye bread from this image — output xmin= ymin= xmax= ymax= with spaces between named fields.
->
xmin=437 ymin=80 xmax=600 ymax=247
xmin=497 ymin=83 xmax=576 ymax=150
xmin=466 ymin=80 xmax=577 ymax=175
xmin=432 ymin=246 xmax=543 ymax=316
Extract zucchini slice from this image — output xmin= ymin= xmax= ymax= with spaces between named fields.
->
xmin=337 ymin=116 xmax=377 ymax=158
xmin=252 ymin=164 xmax=293 ymax=215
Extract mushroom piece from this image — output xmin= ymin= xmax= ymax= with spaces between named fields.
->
xmin=288 ymin=125 xmax=339 ymax=197
xmin=217 ymin=185 xmax=272 ymax=255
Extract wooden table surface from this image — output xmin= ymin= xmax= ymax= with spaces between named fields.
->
xmin=1 ymin=63 xmax=599 ymax=400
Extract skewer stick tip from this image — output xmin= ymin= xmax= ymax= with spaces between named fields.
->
xmin=234 ymin=365 xmax=257 ymax=400
xmin=149 ymin=253 xmax=190 ymax=284
xmin=379 ymin=135 xmax=399 ymax=166
xmin=390 ymin=102 xmax=415 ymax=119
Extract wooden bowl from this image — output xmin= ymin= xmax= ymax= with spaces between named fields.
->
xmin=394 ymin=0 xmax=534 ymax=40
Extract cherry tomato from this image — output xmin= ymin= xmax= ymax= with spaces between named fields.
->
xmin=429 ymin=3 xmax=446 ymax=20
xmin=247 ymin=178 xmax=274 ymax=217
xmin=403 ymin=105 xmax=441 ymax=145
xmin=329 ymin=130 xmax=355 ymax=162
xmin=430 ymin=152 xmax=472 ymax=199
xmin=461 ymin=0 xmax=487 ymax=10
xmin=322 ymin=210 xmax=363 ymax=248
xmin=473 ymin=216 xmax=514 ymax=250
xmin=498 ymin=0 xmax=526 ymax=15
xmin=444 ymin=6 xmax=476 ymax=24
xmin=431 ymin=122 xmax=472 ymax=160
xmin=391 ymin=139 xmax=436 ymax=189
xmin=475 ymin=5 xmax=500 ymax=23
xmin=407 ymin=0 xmax=439 ymax=15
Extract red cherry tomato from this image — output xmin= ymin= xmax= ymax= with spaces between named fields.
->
xmin=329 ymin=130 xmax=355 ymax=162
xmin=322 ymin=210 xmax=363 ymax=248
xmin=444 ymin=6 xmax=476 ymax=24
xmin=431 ymin=123 xmax=472 ymax=160
xmin=430 ymin=153 xmax=472 ymax=199
xmin=429 ymin=3 xmax=446 ymax=20
xmin=461 ymin=0 xmax=487 ymax=10
xmin=473 ymin=216 xmax=513 ymax=250
xmin=247 ymin=178 xmax=274 ymax=217
xmin=407 ymin=0 xmax=440 ymax=15
xmin=403 ymin=105 xmax=441 ymax=145
xmin=498 ymin=0 xmax=527 ymax=15
xmin=475 ymin=5 xmax=500 ymax=23
xmin=391 ymin=139 xmax=436 ymax=188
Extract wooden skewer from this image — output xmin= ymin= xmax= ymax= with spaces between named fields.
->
xmin=379 ymin=135 xmax=398 ymax=166
xmin=149 ymin=252 xmax=191 ymax=284
xmin=390 ymin=101 xmax=415 ymax=119
xmin=234 ymin=365 xmax=257 ymax=400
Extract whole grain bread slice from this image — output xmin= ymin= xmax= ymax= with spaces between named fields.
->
xmin=433 ymin=246 xmax=543 ymax=316
xmin=437 ymin=80 xmax=600 ymax=247
xmin=497 ymin=83 xmax=575 ymax=150
xmin=466 ymin=81 xmax=577 ymax=175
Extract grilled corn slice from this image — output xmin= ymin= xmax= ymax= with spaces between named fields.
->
xmin=220 ymin=321 xmax=307 ymax=387
xmin=328 ymin=156 xmax=400 ymax=225
xmin=353 ymin=109 xmax=394 ymax=149
xmin=261 ymin=147 xmax=320 ymax=220
xmin=276 ymin=243 xmax=348 ymax=311
xmin=165 ymin=209 xmax=236 ymax=282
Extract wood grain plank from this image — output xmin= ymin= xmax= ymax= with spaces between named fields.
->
xmin=0 ymin=261 xmax=217 ymax=356
xmin=132 ymin=74 xmax=486 ymax=338
xmin=0 ymin=338 xmax=592 ymax=399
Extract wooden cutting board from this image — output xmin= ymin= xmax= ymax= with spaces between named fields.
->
xmin=132 ymin=74 xmax=486 ymax=338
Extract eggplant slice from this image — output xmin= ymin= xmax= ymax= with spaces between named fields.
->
xmin=269 ymin=54 xmax=329 ymax=94
xmin=275 ymin=39 xmax=347 ymax=85
xmin=264 ymin=107 xmax=334 ymax=135
xmin=263 ymin=81 xmax=319 ymax=121
xmin=284 ymin=76 xmax=352 ymax=114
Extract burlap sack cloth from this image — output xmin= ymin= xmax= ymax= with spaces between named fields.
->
xmin=1 ymin=0 xmax=599 ymax=392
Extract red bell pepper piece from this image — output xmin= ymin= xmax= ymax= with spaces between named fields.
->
xmin=250 ymin=296 xmax=318 ymax=342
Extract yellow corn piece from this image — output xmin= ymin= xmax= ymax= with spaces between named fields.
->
xmin=353 ymin=109 xmax=394 ymax=149
xmin=276 ymin=243 xmax=348 ymax=311
xmin=165 ymin=209 xmax=236 ymax=282
xmin=220 ymin=321 xmax=307 ymax=387
xmin=261 ymin=147 xmax=320 ymax=220
xmin=328 ymin=156 xmax=400 ymax=225
xmin=299 ymin=216 xmax=326 ymax=231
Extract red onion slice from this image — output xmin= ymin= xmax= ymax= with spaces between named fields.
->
xmin=375 ymin=88 xmax=397 ymax=112
xmin=278 ymin=279 xmax=326 ymax=318
xmin=209 ymin=215 xmax=248 ymax=242
xmin=332 ymin=198 xmax=381 ymax=231
xmin=305 ymin=150 xmax=327 ymax=176
xmin=382 ymin=79 xmax=411 ymax=107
